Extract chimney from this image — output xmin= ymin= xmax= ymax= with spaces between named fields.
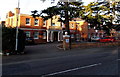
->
xmin=7 ymin=11 xmax=14 ymax=17
xmin=15 ymin=8 xmax=20 ymax=15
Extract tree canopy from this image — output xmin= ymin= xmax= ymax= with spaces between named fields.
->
xmin=39 ymin=2 xmax=84 ymax=23
xmin=31 ymin=0 xmax=120 ymax=34
xmin=81 ymin=0 xmax=120 ymax=34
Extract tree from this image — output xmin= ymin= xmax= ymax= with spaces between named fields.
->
xmin=32 ymin=1 xmax=83 ymax=49
xmin=82 ymin=0 xmax=120 ymax=35
xmin=38 ymin=0 xmax=120 ymax=35
xmin=41 ymin=6 xmax=60 ymax=27
xmin=31 ymin=10 xmax=40 ymax=18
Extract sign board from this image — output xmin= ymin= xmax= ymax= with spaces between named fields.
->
xmin=66 ymin=39 xmax=69 ymax=43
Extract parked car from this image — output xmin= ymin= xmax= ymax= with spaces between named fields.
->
xmin=99 ymin=37 xmax=116 ymax=42
xmin=91 ymin=36 xmax=101 ymax=42
xmin=25 ymin=37 xmax=34 ymax=44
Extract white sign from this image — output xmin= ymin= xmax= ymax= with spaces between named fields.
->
xmin=66 ymin=39 xmax=69 ymax=43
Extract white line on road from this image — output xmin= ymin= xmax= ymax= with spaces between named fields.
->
xmin=42 ymin=63 xmax=102 ymax=77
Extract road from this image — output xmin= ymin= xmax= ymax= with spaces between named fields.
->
xmin=2 ymin=43 xmax=120 ymax=76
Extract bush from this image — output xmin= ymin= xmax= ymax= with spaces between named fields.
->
xmin=2 ymin=27 xmax=26 ymax=55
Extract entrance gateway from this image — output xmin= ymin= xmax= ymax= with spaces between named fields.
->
xmin=46 ymin=30 xmax=63 ymax=42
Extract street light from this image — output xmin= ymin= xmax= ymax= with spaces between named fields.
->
xmin=15 ymin=0 xmax=20 ymax=51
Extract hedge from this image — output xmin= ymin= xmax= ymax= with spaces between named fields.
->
xmin=2 ymin=27 xmax=26 ymax=55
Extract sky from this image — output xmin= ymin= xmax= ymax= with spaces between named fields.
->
xmin=0 ymin=0 xmax=95 ymax=21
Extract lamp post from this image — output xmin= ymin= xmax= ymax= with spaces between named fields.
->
xmin=15 ymin=0 xmax=20 ymax=51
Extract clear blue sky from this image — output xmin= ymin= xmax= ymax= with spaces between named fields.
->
xmin=0 ymin=0 xmax=95 ymax=21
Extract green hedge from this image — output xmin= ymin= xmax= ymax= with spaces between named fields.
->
xmin=2 ymin=27 xmax=25 ymax=55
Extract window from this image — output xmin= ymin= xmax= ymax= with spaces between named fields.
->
xmin=43 ymin=21 xmax=46 ymax=25
xmin=71 ymin=34 xmax=74 ymax=38
xmin=43 ymin=32 xmax=46 ymax=39
xmin=52 ymin=23 xmax=55 ymax=26
xmin=71 ymin=24 xmax=74 ymax=28
xmin=34 ymin=19 xmax=39 ymax=26
xmin=88 ymin=25 xmax=91 ymax=29
xmin=88 ymin=33 xmax=91 ymax=38
xmin=34 ymin=32 xmax=39 ymax=39
xmin=76 ymin=34 xmax=80 ymax=41
xmin=25 ymin=31 xmax=31 ymax=37
xmin=26 ymin=18 xmax=30 ymax=25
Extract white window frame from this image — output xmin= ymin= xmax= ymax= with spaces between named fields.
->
xmin=34 ymin=32 xmax=39 ymax=39
xmin=25 ymin=31 xmax=31 ymax=37
xmin=34 ymin=19 xmax=39 ymax=26
xmin=26 ymin=18 xmax=30 ymax=25
xmin=43 ymin=32 xmax=46 ymax=39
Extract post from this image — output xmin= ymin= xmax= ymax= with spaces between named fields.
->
xmin=63 ymin=32 xmax=70 ymax=50
xmin=47 ymin=30 xmax=50 ymax=42
xmin=51 ymin=31 xmax=53 ymax=42
xmin=58 ymin=31 xmax=61 ymax=41
xmin=15 ymin=0 xmax=20 ymax=51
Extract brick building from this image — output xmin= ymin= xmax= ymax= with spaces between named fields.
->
xmin=5 ymin=8 xmax=89 ymax=44
xmin=71 ymin=18 xmax=88 ymax=41
xmin=44 ymin=15 xmax=63 ymax=42
xmin=5 ymin=8 xmax=46 ymax=43
xmin=45 ymin=17 xmax=88 ymax=42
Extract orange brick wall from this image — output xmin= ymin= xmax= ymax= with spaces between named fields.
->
xmin=19 ymin=15 xmax=43 ymax=28
xmin=5 ymin=8 xmax=46 ymax=44
xmin=5 ymin=8 xmax=44 ymax=28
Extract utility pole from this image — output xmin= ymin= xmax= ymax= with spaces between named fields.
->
xmin=15 ymin=0 xmax=20 ymax=51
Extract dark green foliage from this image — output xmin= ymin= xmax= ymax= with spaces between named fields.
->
xmin=82 ymin=1 xmax=120 ymax=35
xmin=32 ymin=1 xmax=120 ymax=35
xmin=32 ymin=2 xmax=83 ymax=24
xmin=31 ymin=10 xmax=40 ymax=18
xmin=2 ymin=27 xmax=25 ymax=55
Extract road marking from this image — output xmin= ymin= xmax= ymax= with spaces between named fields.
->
xmin=42 ymin=63 xmax=102 ymax=77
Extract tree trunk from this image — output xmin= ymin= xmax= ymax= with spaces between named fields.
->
xmin=65 ymin=2 xmax=71 ymax=49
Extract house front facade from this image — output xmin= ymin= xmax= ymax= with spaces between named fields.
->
xmin=44 ymin=15 xmax=63 ymax=42
xmin=5 ymin=8 xmax=89 ymax=44
xmin=5 ymin=8 xmax=47 ymax=43
xmin=70 ymin=18 xmax=88 ymax=41
xmin=45 ymin=17 xmax=89 ymax=42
